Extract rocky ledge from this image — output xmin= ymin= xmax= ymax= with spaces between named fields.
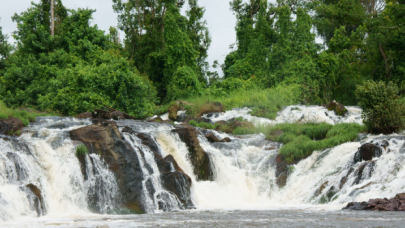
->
xmin=343 ymin=193 xmax=405 ymax=211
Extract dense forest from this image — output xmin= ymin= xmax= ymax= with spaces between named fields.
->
xmin=0 ymin=0 xmax=404 ymax=122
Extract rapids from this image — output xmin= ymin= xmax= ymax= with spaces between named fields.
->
xmin=1 ymin=105 xmax=405 ymax=227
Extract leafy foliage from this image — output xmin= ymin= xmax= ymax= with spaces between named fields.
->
xmin=356 ymin=80 xmax=405 ymax=134
xmin=0 ymin=2 xmax=157 ymax=117
xmin=0 ymin=100 xmax=57 ymax=126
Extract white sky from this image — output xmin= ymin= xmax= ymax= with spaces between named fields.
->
xmin=0 ymin=0 xmax=237 ymax=74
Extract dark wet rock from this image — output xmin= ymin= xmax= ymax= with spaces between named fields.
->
xmin=379 ymin=140 xmax=389 ymax=150
xmin=343 ymin=193 xmax=405 ymax=211
xmin=197 ymin=102 xmax=224 ymax=117
xmin=275 ymin=154 xmax=288 ymax=188
xmin=177 ymin=111 xmax=188 ymax=122
xmin=353 ymin=161 xmax=375 ymax=185
xmin=70 ymin=121 xmax=148 ymax=213
xmin=134 ymin=132 xmax=194 ymax=209
xmin=326 ymin=100 xmax=348 ymax=116
xmin=77 ymin=112 xmax=92 ymax=119
xmin=92 ymin=109 xmax=111 ymax=119
xmin=26 ymin=184 xmax=46 ymax=216
xmin=205 ymin=133 xmax=220 ymax=143
xmin=354 ymin=143 xmax=382 ymax=163
xmin=160 ymin=155 xmax=194 ymax=209
xmin=276 ymin=173 xmax=288 ymax=188
xmin=205 ymin=112 xmax=221 ymax=118
xmin=357 ymin=133 xmax=368 ymax=142
xmin=0 ymin=117 xmax=24 ymax=135
xmin=6 ymin=152 xmax=28 ymax=182
xmin=168 ymin=104 xmax=179 ymax=121
xmin=314 ymin=181 xmax=329 ymax=197
xmin=220 ymin=137 xmax=232 ymax=143
xmin=111 ymin=111 xmax=125 ymax=120
xmin=172 ymin=126 xmax=213 ymax=181
xmin=339 ymin=167 xmax=354 ymax=189
xmin=195 ymin=117 xmax=214 ymax=124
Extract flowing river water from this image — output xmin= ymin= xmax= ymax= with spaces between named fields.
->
xmin=1 ymin=106 xmax=405 ymax=227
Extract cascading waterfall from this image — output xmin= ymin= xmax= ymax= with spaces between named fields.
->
xmin=123 ymin=133 xmax=181 ymax=212
xmin=0 ymin=117 xmax=121 ymax=220
xmin=2 ymin=104 xmax=405 ymax=224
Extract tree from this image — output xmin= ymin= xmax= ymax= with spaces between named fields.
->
xmin=112 ymin=0 xmax=210 ymax=101
xmin=356 ymin=80 xmax=405 ymax=134
xmin=1 ymin=1 xmax=157 ymax=117
xmin=0 ymin=25 xmax=12 ymax=71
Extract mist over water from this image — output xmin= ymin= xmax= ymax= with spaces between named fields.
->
xmin=2 ymin=106 xmax=405 ymax=227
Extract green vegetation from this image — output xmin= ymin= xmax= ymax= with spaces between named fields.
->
xmin=188 ymin=120 xmax=218 ymax=130
xmin=75 ymin=144 xmax=89 ymax=157
xmin=356 ymin=81 xmax=405 ymax=134
xmin=0 ymin=101 xmax=56 ymax=126
xmin=267 ymin=123 xmax=365 ymax=163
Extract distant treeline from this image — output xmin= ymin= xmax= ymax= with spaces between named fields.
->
xmin=0 ymin=0 xmax=404 ymax=117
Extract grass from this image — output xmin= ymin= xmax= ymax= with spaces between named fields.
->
xmin=267 ymin=123 xmax=366 ymax=163
xmin=75 ymin=144 xmax=89 ymax=157
xmin=154 ymin=88 xmax=289 ymax=119
xmin=188 ymin=120 xmax=218 ymax=129
xmin=0 ymin=100 xmax=58 ymax=126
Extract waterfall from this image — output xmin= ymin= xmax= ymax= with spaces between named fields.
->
xmin=2 ymin=105 xmax=405 ymax=223
xmin=0 ymin=117 xmax=121 ymax=220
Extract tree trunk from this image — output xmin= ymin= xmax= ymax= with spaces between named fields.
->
xmin=51 ymin=0 xmax=54 ymax=36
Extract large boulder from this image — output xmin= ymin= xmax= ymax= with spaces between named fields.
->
xmin=0 ymin=117 xmax=24 ymax=135
xmin=25 ymin=184 xmax=46 ymax=217
xmin=70 ymin=121 xmax=145 ymax=213
xmin=172 ymin=126 xmax=213 ymax=181
xmin=354 ymin=143 xmax=382 ymax=163
xmin=343 ymin=193 xmax=405 ymax=211
xmin=135 ymin=132 xmax=194 ymax=209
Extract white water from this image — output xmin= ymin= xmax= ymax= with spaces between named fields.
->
xmin=2 ymin=105 xmax=405 ymax=227
xmin=0 ymin=117 xmax=120 ymax=220
xmin=203 ymin=105 xmax=363 ymax=126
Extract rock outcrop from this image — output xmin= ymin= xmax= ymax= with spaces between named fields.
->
xmin=70 ymin=121 xmax=194 ymax=213
xmin=354 ymin=143 xmax=382 ymax=163
xmin=326 ymin=100 xmax=348 ymax=116
xmin=0 ymin=117 xmax=24 ymax=135
xmin=172 ymin=126 xmax=213 ymax=181
xmin=343 ymin=193 xmax=405 ymax=211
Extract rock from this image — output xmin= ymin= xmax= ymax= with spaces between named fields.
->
xmin=326 ymin=100 xmax=348 ymax=116
xmin=343 ymin=193 xmax=405 ymax=211
xmin=354 ymin=143 xmax=382 ymax=163
xmin=314 ymin=181 xmax=329 ymax=197
xmin=276 ymin=173 xmax=287 ymax=188
xmin=135 ymin=132 xmax=194 ymax=209
xmin=177 ymin=111 xmax=188 ymax=122
xmin=275 ymin=154 xmax=288 ymax=188
xmin=326 ymin=100 xmax=337 ymax=111
xmin=339 ymin=167 xmax=354 ymax=189
xmin=172 ymin=126 xmax=213 ymax=181
xmin=0 ymin=117 xmax=24 ymax=135
xmin=70 ymin=121 xmax=147 ymax=213
xmin=168 ymin=103 xmax=181 ymax=121
xmin=26 ymin=184 xmax=46 ymax=217
xmin=196 ymin=102 xmax=224 ymax=117
xmin=111 ymin=111 xmax=125 ymax=120
xmin=77 ymin=112 xmax=92 ymax=119
xmin=92 ymin=109 xmax=111 ymax=119
xmin=205 ymin=133 xmax=220 ymax=143
xmin=335 ymin=103 xmax=348 ymax=116
xmin=220 ymin=137 xmax=231 ymax=143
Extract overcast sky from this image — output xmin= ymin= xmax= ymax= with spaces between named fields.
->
xmin=0 ymin=0 xmax=237 ymax=74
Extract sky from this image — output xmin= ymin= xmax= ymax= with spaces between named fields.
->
xmin=0 ymin=0 xmax=237 ymax=75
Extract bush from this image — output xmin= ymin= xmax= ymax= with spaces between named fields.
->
xmin=268 ymin=123 xmax=365 ymax=163
xmin=0 ymin=100 xmax=56 ymax=126
xmin=356 ymin=80 xmax=405 ymax=134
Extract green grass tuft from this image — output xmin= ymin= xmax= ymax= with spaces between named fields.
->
xmin=0 ymin=100 xmax=58 ymax=126
xmin=76 ymin=144 xmax=89 ymax=157
xmin=270 ymin=123 xmax=366 ymax=163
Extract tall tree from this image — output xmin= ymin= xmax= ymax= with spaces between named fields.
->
xmin=112 ymin=0 xmax=210 ymax=101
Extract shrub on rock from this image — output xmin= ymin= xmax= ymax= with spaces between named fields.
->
xmin=356 ymin=80 xmax=405 ymax=134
